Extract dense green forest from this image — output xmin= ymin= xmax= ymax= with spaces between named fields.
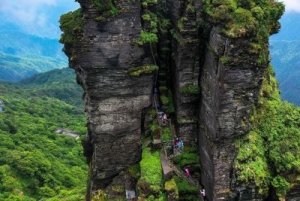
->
xmin=0 ymin=68 xmax=87 ymax=200
xmin=20 ymin=68 xmax=84 ymax=107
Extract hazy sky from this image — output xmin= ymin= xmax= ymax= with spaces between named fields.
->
xmin=0 ymin=0 xmax=299 ymax=39
xmin=0 ymin=0 xmax=79 ymax=39
xmin=282 ymin=0 xmax=300 ymax=13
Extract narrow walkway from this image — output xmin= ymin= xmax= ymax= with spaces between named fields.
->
xmin=153 ymin=87 xmax=203 ymax=199
xmin=154 ymin=105 xmax=199 ymax=184
xmin=160 ymin=147 xmax=201 ymax=198
xmin=171 ymin=163 xmax=200 ymax=188
xmin=160 ymin=147 xmax=200 ymax=186
xmin=160 ymin=149 xmax=173 ymax=179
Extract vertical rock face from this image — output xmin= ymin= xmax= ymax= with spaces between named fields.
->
xmin=164 ymin=1 xmax=267 ymax=198
xmin=199 ymin=26 xmax=265 ymax=200
xmin=166 ymin=0 xmax=200 ymax=145
xmin=63 ymin=0 xmax=154 ymax=198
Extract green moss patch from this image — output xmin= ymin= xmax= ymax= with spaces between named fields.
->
xmin=127 ymin=65 xmax=158 ymax=77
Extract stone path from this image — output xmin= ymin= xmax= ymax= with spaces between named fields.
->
xmin=153 ymin=90 xmax=203 ymax=200
xmin=160 ymin=149 xmax=173 ymax=179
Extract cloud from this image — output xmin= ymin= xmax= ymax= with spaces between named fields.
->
xmin=0 ymin=0 xmax=79 ymax=38
xmin=281 ymin=0 xmax=300 ymax=13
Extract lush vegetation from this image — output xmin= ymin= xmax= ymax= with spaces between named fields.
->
xmin=173 ymin=147 xmax=200 ymax=170
xmin=202 ymin=0 xmax=285 ymax=70
xmin=20 ymin=68 xmax=84 ymax=107
xmin=164 ymin=179 xmax=178 ymax=199
xmin=138 ymin=147 xmax=162 ymax=197
xmin=59 ymin=8 xmax=83 ymax=45
xmin=128 ymin=65 xmax=158 ymax=77
xmin=91 ymin=0 xmax=120 ymax=22
xmin=91 ymin=0 xmax=119 ymax=14
xmin=203 ymin=0 xmax=284 ymax=38
xmin=139 ymin=103 xmax=200 ymax=200
xmin=134 ymin=31 xmax=158 ymax=45
xmin=234 ymin=65 xmax=300 ymax=198
xmin=179 ymin=84 xmax=200 ymax=95
xmin=138 ymin=0 xmax=158 ymax=48
xmin=173 ymin=176 xmax=198 ymax=200
xmin=0 ymin=69 xmax=87 ymax=200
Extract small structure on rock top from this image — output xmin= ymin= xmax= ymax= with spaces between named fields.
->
xmin=55 ymin=128 xmax=79 ymax=140
xmin=0 ymin=100 xmax=4 ymax=112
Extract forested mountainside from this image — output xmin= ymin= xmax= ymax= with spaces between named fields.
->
xmin=20 ymin=68 xmax=84 ymax=107
xmin=0 ymin=30 xmax=67 ymax=82
xmin=270 ymin=40 xmax=300 ymax=106
xmin=270 ymin=12 xmax=300 ymax=41
xmin=269 ymin=12 xmax=300 ymax=106
xmin=59 ymin=0 xmax=300 ymax=201
xmin=0 ymin=69 xmax=87 ymax=200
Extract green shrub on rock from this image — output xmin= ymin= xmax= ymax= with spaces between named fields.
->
xmin=139 ymin=148 xmax=162 ymax=194
xmin=128 ymin=65 xmax=158 ymax=77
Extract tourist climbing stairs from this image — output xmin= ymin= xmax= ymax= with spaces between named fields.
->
xmin=153 ymin=91 xmax=200 ymax=188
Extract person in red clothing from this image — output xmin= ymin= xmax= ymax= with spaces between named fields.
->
xmin=184 ymin=168 xmax=191 ymax=177
xmin=174 ymin=137 xmax=179 ymax=146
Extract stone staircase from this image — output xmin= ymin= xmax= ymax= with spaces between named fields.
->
xmin=153 ymin=84 xmax=202 ymax=200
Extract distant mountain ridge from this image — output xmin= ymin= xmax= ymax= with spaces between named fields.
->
xmin=270 ymin=12 xmax=300 ymax=41
xmin=270 ymin=12 xmax=300 ymax=106
xmin=20 ymin=68 xmax=84 ymax=107
xmin=0 ymin=30 xmax=67 ymax=82
xmin=0 ymin=52 xmax=67 ymax=82
xmin=0 ymin=30 xmax=66 ymax=58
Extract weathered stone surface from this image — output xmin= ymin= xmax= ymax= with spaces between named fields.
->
xmin=286 ymin=185 xmax=300 ymax=201
xmin=166 ymin=0 xmax=200 ymax=146
xmin=160 ymin=150 xmax=174 ymax=180
xmin=61 ymin=0 xmax=295 ymax=200
xmin=105 ymin=171 xmax=136 ymax=200
xmin=65 ymin=0 xmax=154 ymax=199
xmin=198 ymin=26 xmax=266 ymax=200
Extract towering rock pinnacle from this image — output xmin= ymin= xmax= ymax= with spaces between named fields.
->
xmin=60 ymin=0 xmax=156 ymax=199
xmin=60 ymin=0 xmax=286 ymax=200
xmin=198 ymin=27 xmax=265 ymax=199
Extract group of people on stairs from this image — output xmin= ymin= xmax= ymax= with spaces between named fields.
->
xmin=153 ymin=87 xmax=208 ymax=201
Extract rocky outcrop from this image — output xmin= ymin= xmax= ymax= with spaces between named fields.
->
xmin=198 ymin=26 xmax=264 ymax=200
xmin=286 ymin=185 xmax=300 ymax=201
xmin=62 ymin=0 xmax=155 ymax=199
xmin=60 ymin=0 xmax=289 ymax=200
xmin=166 ymin=0 xmax=200 ymax=145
